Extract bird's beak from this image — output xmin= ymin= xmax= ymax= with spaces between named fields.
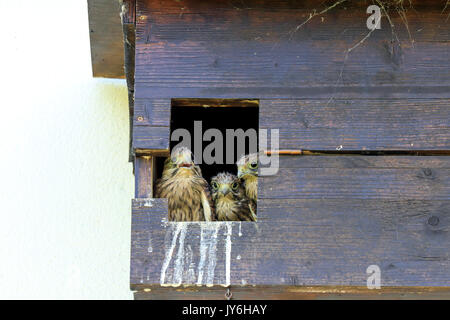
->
xmin=176 ymin=152 xmax=193 ymax=167
xmin=219 ymin=185 xmax=230 ymax=196
xmin=237 ymin=168 xmax=249 ymax=178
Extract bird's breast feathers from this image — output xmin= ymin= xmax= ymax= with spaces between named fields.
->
xmin=245 ymin=175 xmax=258 ymax=200
xmin=216 ymin=197 xmax=238 ymax=220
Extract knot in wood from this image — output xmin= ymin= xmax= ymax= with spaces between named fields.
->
xmin=428 ymin=216 xmax=440 ymax=227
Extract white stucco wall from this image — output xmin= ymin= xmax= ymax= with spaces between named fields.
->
xmin=0 ymin=1 xmax=134 ymax=299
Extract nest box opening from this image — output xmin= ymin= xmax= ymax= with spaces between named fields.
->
xmin=153 ymin=99 xmax=259 ymax=221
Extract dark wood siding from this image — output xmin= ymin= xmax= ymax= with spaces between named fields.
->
xmin=130 ymin=0 xmax=450 ymax=298
xmin=261 ymin=99 xmax=450 ymax=151
xmin=135 ymin=0 xmax=450 ymax=99
xmin=131 ymin=158 xmax=450 ymax=293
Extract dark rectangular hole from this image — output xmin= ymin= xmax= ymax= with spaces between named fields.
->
xmin=153 ymin=99 xmax=259 ymax=221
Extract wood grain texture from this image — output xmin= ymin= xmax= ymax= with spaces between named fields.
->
xmin=135 ymin=0 xmax=450 ymax=99
xmin=260 ymin=99 xmax=450 ymax=151
xmin=259 ymin=156 xmax=450 ymax=200
xmin=121 ymin=0 xmax=136 ymax=161
xmin=173 ymin=99 xmax=259 ymax=108
xmin=132 ymin=99 xmax=170 ymax=156
xmin=135 ymin=156 xmax=154 ymax=198
xmin=133 ymin=125 xmax=170 ymax=154
xmin=88 ymin=0 xmax=125 ymax=78
xmin=134 ymin=99 xmax=171 ymax=127
xmin=132 ymin=98 xmax=450 ymax=153
xmin=275 ymin=155 xmax=450 ymax=168
xmin=131 ymin=196 xmax=450 ymax=289
xmin=134 ymin=286 xmax=450 ymax=300
xmin=130 ymin=156 xmax=450 ymax=290
xmin=130 ymin=0 xmax=450 ymax=298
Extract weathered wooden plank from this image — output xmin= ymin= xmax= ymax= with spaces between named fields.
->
xmin=134 ymin=98 xmax=258 ymax=128
xmin=259 ymin=159 xmax=450 ymax=200
xmin=134 ymin=99 xmax=171 ymax=127
xmin=121 ymin=0 xmax=137 ymax=162
xmin=260 ymin=99 xmax=450 ymax=151
xmin=135 ymin=41 xmax=450 ymax=99
xmin=274 ymin=155 xmax=450 ymax=169
xmin=133 ymin=126 xmax=170 ymax=154
xmin=137 ymin=0 xmax=448 ymax=42
xmin=173 ymin=99 xmax=259 ymax=108
xmin=130 ymin=197 xmax=450 ymax=289
xmin=134 ymin=156 xmax=154 ymax=198
xmin=134 ymin=286 xmax=450 ymax=300
xmin=132 ymin=98 xmax=449 ymax=153
xmin=88 ymin=0 xmax=125 ymax=78
xmin=135 ymin=0 xmax=450 ymax=99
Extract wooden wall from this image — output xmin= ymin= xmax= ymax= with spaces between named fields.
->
xmin=130 ymin=0 xmax=450 ymax=299
xmin=88 ymin=0 xmax=126 ymax=78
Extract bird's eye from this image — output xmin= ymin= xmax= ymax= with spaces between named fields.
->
xmin=211 ymin=182 xmax=219 ymax=190
xmin=249 ymin=162 xmax=258 ymax=169
xmin=231 ymin=182 xmax=239 ymax=190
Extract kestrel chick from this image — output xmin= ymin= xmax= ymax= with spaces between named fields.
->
xmin=210 ymin=172 xmax=256 ymax=221
xmin=237 ymin=153 xmax=258 ymax=215
xmin=155 ymin=146 xmax=214 ymax=222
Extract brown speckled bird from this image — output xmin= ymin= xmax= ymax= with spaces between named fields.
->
xmin=155 ymin=147 xmax=215 ymax=221
xmin=210 ymin=172 xmax=256 ymax=221
xmin=236 ymin=153 xmax=258 ymax=216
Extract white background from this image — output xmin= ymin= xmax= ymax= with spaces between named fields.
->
xmin=0 ymin=0 xmax=134 ymax=299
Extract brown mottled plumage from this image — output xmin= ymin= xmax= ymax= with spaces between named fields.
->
xmin=155 ymin=147 xmax=215 ymax=221
xmin=237 ymin=153 xmax=258 ymax=216
xmin=210 ymin=172 xmax=256 ymax=221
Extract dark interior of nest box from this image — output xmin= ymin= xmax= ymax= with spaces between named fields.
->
xmin=153 ymin=99 xmax=259 ymax=192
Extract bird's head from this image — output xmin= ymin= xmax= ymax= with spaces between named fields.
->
xmin=211 ymin=172 xmax=243 ymax=200
xmin=170 ymin=146 xmax=195 ymax=169
xmin=237 ymin=153 xmax=258 ymax=179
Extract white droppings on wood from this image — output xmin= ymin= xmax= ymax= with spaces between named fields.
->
xmin=160 ymin=222 xmax=238 ymax=287
xmin=196 ymin=226 xmax=207 ymax=286
xmin=173 ymin=225 xmax=187 ymax=286
xmin=205 ymin=224 xmax=220 ymax=286
xmin=185 ymin=245 xmax=196 ymax=284
xmin=224 ymin=222 xmax=232 ymax=287
xmin=238 ymin=222 xmax=242 ymax=237
xmin=142 ymin=198 xmax=154 ymax=207
xmin=196 ymin=222 xmax=222 ymax=286
xmin=160 ymin=217 xmax=169 ymax=227
xmin=160 ymin=223 xmax=183 ymax=286
xmin=147 ymin=237 xmax=153 ymax=253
